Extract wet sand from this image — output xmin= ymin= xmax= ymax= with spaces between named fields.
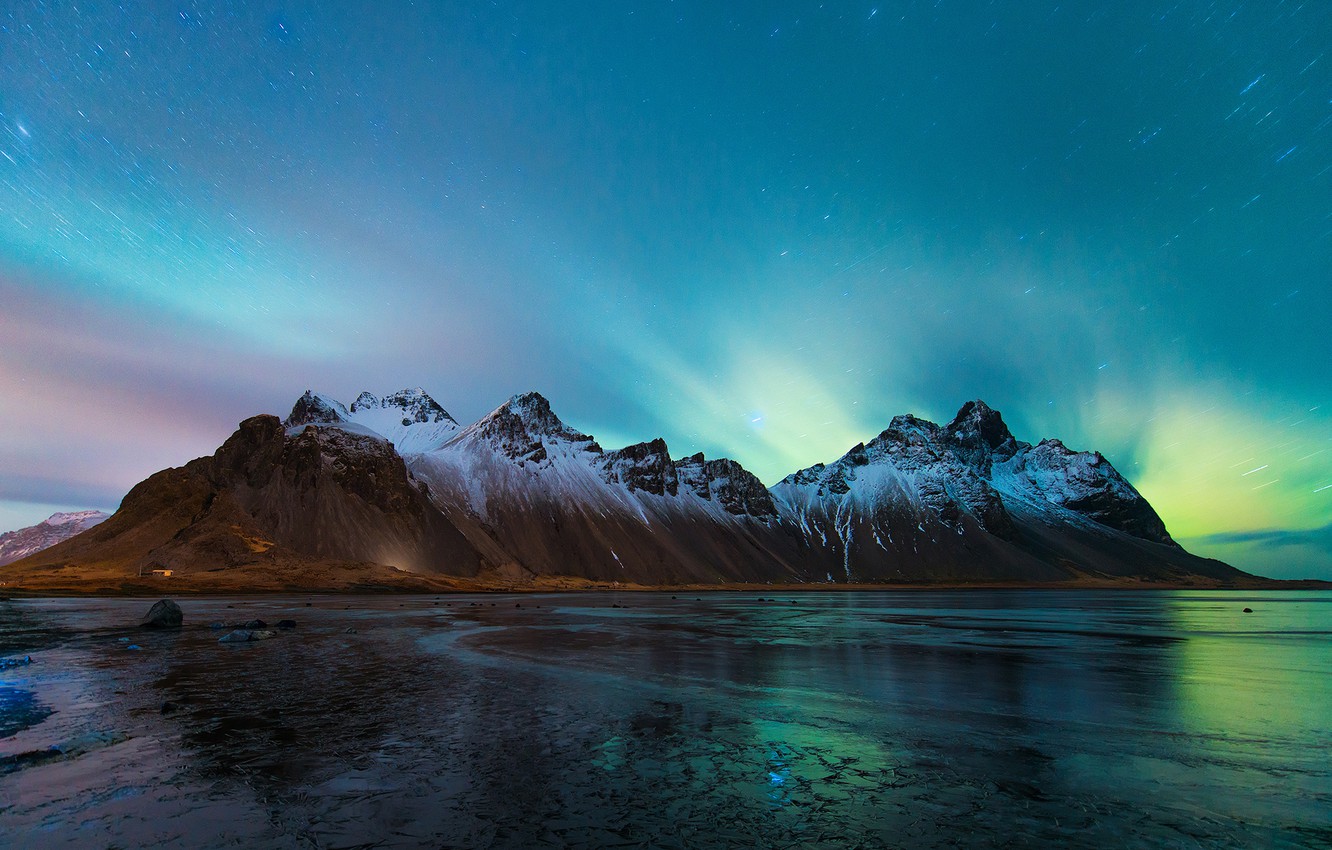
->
xmin=2 ymin=591 xmax=1330 ymax=848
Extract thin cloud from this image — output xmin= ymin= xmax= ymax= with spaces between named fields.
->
xmin=1191 ymin=523 xmax=1332 ymax=552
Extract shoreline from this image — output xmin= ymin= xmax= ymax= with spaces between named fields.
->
xmin=3 ymin=576 xmax=1327 ymax=598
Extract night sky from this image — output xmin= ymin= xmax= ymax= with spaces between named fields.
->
xmin=1 ymin=2 xmax=1329 ymax=578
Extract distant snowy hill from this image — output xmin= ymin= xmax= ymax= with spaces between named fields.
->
xmin=0 ymin=510 xmax=110 ymax=566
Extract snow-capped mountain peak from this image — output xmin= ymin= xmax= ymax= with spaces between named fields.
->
xmin=350 ymin=391 xmax=381 ymax=412
xmin=283 ymin=388 xmax=459 ymax=453
xmin=675 ymin=453 xmax=779 ymax=519
xmin=600 ymin=438 xmax=678 ymax=495
xmin=285 ymin=390 xmax=353 ymax=429
xmin=381 ymin=388 xmax=457 ymax=425
xmin=501 ymin=392 xmax=584 ymax=434
xmin=943 ymin=399 xmax=1024 ymax=470
xmin=457 ymin=392 xmax=600 ymax=461
xmin=992 ymin=436 xmax=1176 ymax=546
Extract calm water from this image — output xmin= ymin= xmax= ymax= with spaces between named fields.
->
xmin=1 ymin=591 xmax=1329 ymax=848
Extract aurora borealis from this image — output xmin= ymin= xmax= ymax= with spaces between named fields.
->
xmin=1 ymin=2 xmax=1328 ymax=577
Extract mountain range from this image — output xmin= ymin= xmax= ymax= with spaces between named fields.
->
xmin=5 ymin=388 xmax=1255 ymax=591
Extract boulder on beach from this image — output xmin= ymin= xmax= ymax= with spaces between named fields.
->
xmin=141 ymin=599 xmax=183 ymax=629
xmin=218 ymin=628 xmax=278 ymax=643
xmin=276 ymin=619 xmax=297 ymax=629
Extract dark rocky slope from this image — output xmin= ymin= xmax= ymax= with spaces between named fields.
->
xmin=12 ymin=414 xmax=480 ymax=584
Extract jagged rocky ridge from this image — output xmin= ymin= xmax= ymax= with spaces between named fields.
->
xmin=11 ymin=388 xmax=1247 ymax=586
xmin=768 ymin=400 xmax=1201 ymax=582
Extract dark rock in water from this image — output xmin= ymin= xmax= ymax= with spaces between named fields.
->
xmin=160 ymin=701 xmax=178 ymax=714
xmin=242 ymin=619 xmax=267 ymax=630
xmin=141 ymin=598 xmax=183 ymax=629
xmin=1243 ymin=607 xmax=1253 ymax=613
xmin=345 ymin=627 xmax=358 ymax=634
xmin=0 ymin=655 xmax=33 ymax=670
xmin=208 ymin=621 xmax=225 ymax=629
xmin=276 ymin=619 xmax=297 ymax=629
xmin=219 ymin=628 xmax=278 ymax=643
xmin=305 ymin=602 xmax=312 ymax=607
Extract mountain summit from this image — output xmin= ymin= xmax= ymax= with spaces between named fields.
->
xmin=286 ymin=388 xmax=460 ymax=453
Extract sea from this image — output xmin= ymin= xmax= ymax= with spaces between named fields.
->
xmin=2 ymin=590 xmax=1329 ymax=848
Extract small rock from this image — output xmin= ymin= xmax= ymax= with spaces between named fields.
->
xmin=160 ymin=701 xmax=179 ymax=714
xmin=0 ymin=655 xmax=33 ymax=670
xmin=219 ymin=628 xmax=279 ymax=643
xmin=276 ymin=619 xmax=297 ymax=629
xmin=118 ymin=637 xmax=130 ymax=642
xmin=345 ymin=627 xmax=358 ymax=634
xmin=208 ymin=622 xmax=225 ymax=630
xmin=305 ymin=602 xmax=313 ymax=607
xmin=141 ymin=598 xmax=183 ymax=629
xmin=125 ymin=644 xmax=142 ymax=651
xmin=1243 ymin=607 xmax=1253 ymax=613
xmin=242 ymin=619 xmax=267 ymax=630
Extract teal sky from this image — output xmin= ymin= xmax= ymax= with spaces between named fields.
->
xmin=1 ymin=2 xmax=1329 ymax=578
